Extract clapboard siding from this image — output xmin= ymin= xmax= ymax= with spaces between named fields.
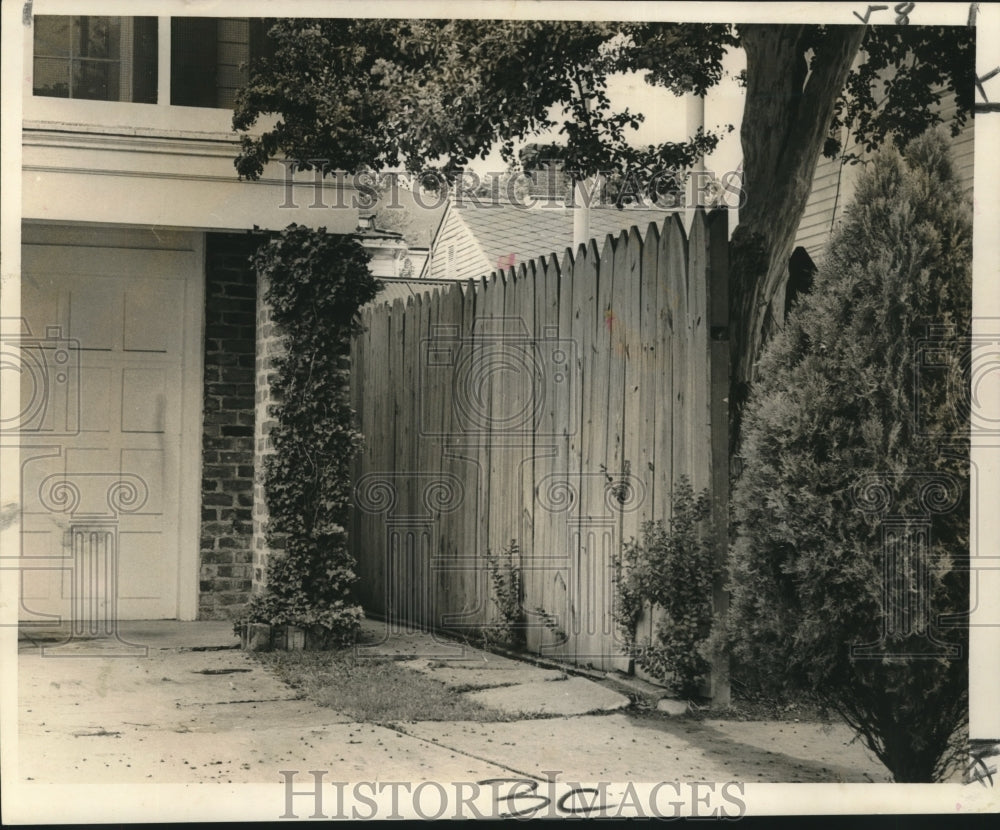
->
xmin=426 ymin=205 xmax=490 ymax=280
xmin=795 ymin=88 xmax=974 ymax=263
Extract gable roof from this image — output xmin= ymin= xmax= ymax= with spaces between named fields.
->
xmin=450 ymin=202 xmax=679 ymax=273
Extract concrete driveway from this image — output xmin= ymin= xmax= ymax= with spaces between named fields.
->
xmin=15 ymin=620 xmax=889 ymax=785
xmin=8 ymin=619 xmax=915 ymax=821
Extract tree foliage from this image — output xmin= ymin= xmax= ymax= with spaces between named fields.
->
xmin=830 ymin=25 xmax=974 ymax=162
xmin=726 ymin=130 xmax=971 ymax=783
xmin=232 ymin=20 xmax=728 ymax=187
xmin=246 ymin=226 xmax=381 ymax=644
xmin=232 ymin=19 xmax=973 ymax=444
xmin=233 ymin=20 xmax=972 ymax=185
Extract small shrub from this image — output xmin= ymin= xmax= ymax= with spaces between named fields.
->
xmin=614 ymin=478 xmax=717 ymax=698
xmin=480 ymin=539 xmax=525 ymax=649
xmin=534 ymin=606 xmax=568 ymax=646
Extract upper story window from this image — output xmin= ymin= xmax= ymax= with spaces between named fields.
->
xmin=31 ymin=16 xmax=273 ymax=111
xmin=33 ymin=16 xmax=158 ymax=103
xmin=171 ymin=18 xmax=272 ymax=109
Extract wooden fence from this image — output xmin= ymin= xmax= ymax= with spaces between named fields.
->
xmin=350 ymin=210 xmax=729 ymax=680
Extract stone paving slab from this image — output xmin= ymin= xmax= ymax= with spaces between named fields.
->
xmin=656 ymin=698 xmax=690 ymax=716
xmin=165 ymin=698 xmax=356 ymax=731
xmin=18 ymin=645 xmax=514 ymax=785
xmin=401 ymin=658 xmax=566 ymax=690
xmin=396 ymin=714 xmax=891 ymax=783
xmin=20 ymin=716 xmax=512 ymax=784
xmin=18 ymin=621 xmax=238 ymax=653
xmin=697 ymin=719 xmax=891 ymax=782
xmin=19 ymin=648 xmax=300 ymax=713
xmin=464 ymin=676 xmax=630 ymax=717
xmin=16 ymin=620 xmax=895 ymax=798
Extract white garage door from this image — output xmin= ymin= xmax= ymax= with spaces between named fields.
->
xmin=18 ymin=227 xmax=203 ymax=622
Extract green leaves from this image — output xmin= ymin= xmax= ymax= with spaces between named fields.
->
xmin=232 ymin=18 xmax=725 ymax=189
xmin=245 ymin=225 xmax=381 ymax=644
xmin=727 ymin=130 xmax=971 ymax=782
xmin=480 ymin=540 xmax=525 ymax=650
xmin=614 ymin=479 xmax=717 ymax=698
xmin=826 ymin=25 xmax=974 ymax=161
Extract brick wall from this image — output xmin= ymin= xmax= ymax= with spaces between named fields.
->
xmin=253 ymin=265 xmax=287 ymax=591
xmin=199 ymin=233 xmax=259 ymax=619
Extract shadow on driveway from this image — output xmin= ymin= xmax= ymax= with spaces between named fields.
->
xmin=624 ymin=711 xmax=891 ymax=783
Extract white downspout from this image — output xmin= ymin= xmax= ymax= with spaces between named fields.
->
xmin=686 ymin=92 xmax=707 ymax=212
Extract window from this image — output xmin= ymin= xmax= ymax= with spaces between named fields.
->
xmin=33 ymin=16 xmax=158 ymax=103
xmin=171 ymin=18 xmax=273 ymax=109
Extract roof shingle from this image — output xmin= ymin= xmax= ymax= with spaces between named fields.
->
xmin=455 ymin=203 xmax=680 ymax=271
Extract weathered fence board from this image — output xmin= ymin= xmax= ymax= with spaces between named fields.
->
xmin=350 ymin=211 xmax=729 ymax=680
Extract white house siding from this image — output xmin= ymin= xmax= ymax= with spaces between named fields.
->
xmin=794 ymin=153 xmax=850 ymax=263
xmin=940 ymin=97 xmax=975 ymax=199
xmin=426 ymin=205 xmax=490 ymax=281
xmin=794 ymin=92 xmax=974 ymax=265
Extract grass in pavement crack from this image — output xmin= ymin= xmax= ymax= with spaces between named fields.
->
xmin=252 ymin=649 xmax=512 ymax=724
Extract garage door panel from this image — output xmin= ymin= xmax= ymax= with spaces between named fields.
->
xmin=20 ymin=234 xmax=200 ymax=621
xmin=19 ymin=452 xmax=64 ymax=517
xmin=21 ymin=569 xmax=55 ymax=602
xmin=14 ymin=337 xmax=80 ymax=436
xmin=21 ymin=271 xmax=66 ymax=329
xmin=124 ymin=280 xmax=185 ymax=353
xmin=79 ymin=365 xmax=112 ymax=433
xmin=69 ymin=281 xmax=119 ymax=350
xmin=120 ymin=448 xmax=165 ymax=516
xmin=19 ymin=532 xmax=62 ymax=600
xmin=121 ymin=367 xmax=168 ymax=432
xmin=118 ymin=531 xmax=165 ymax=599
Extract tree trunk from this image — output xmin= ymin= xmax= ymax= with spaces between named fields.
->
xmin=729 ymin=24 xmax=865 ymax=452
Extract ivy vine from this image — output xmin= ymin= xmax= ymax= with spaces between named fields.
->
xmin=244 ymin=224 xmax=381 ymax=647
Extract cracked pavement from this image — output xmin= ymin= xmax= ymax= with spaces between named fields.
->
xmin=16 ymin=621 xmax=891 ymax=786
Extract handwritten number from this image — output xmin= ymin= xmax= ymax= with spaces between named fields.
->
xmin=853 ymin=2 xmax=913 ymax=23
xmin=478 ymin=778 xmax=550 ymax=818
xmin=966 ymin=754 xmax=997 ymax=787
xmin=476 ymin=778 xmax=616 ymax=817
xmin=853 ymin=4 xmax=888 ymax=23
xmin=558 ymin=787 xmax=617 ymax=815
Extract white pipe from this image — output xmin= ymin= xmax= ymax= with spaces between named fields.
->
xmin=686 ymin=93 xmax=707 ymax=209
xmin=572 ymin=177 xmax=590 ymax=254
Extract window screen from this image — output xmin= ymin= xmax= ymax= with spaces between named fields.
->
xmin=171 ymin=18 xmax=272 ymax=109
xmin=33 ymin=16 xmax=157 ymax=103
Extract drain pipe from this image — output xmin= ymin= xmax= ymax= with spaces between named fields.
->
xmin=572 ymin=178 xmax=591 ymax=254
xmin=686 ymin=92 xmax=706 ymax=215
xmin=572 ymin=79 xmax=593 ymax=254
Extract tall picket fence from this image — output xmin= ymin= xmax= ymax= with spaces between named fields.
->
xmin=350 ymin=210 xmax=729 ymax=678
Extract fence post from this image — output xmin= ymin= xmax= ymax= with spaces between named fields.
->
xmin=707 ymin=209 xmax=731 ymax=707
